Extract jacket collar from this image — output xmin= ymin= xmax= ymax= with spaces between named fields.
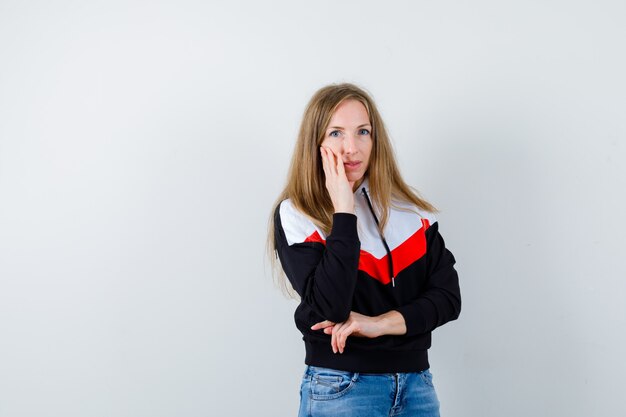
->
xmin=355 ymin=176 xmax=370 ymax=194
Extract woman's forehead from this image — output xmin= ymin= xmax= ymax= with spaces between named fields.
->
xmin=328 ymin=100 xmax=370 ymax=127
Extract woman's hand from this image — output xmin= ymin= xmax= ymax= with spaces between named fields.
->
xmin=320 ymin=147 xmax=355 ymax=214
xmin=310 ymin=311 xmax=407 ymax=354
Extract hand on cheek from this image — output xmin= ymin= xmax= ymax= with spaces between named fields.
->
xmin=320 ymin=147 xmax=355 ymax=214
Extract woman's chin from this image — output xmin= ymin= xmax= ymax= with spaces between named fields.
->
xmin=348 ymin=174 xmax=366 ymax=190
xmin=347 ymin=173 xmax=364 ymax=183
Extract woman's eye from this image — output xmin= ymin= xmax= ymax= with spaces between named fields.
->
xmin=358 ymin=128 xmax=371 ymax=135
xmin=329 ymin=130 xmax=341 ymax=138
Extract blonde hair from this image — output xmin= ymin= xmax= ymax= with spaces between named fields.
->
xmin=268 ymin=83 xmax=436 ymax=296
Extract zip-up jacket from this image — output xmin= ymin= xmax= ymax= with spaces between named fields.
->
xmin=274 ymin=178 xmax=461 ymax=373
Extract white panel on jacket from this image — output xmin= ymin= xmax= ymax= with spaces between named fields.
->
xmin=279 ymin=199 xmax=326 ymax=246
xmin=355 ymin=181 xmax=437 ymax=260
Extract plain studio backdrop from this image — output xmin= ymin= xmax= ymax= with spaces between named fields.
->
xmin=1 ymin=1 xmax=625 ymax=416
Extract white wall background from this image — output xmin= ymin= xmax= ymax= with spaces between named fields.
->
xmin=1 ymin=1 xmax=625 ymax=416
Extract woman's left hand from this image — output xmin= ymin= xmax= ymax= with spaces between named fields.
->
xmin=311 ymin=311 xmax=406 ymax=354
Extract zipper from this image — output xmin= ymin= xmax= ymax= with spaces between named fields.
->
xmin=393 ymin=373 xmax=400 ymax=408
xmin=361 ymin=187 xmax=395 ymax=287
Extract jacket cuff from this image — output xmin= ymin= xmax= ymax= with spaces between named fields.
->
xmin=395 ymin=303 xmax=428 ymax=337
xmin=329 ymin=213 xmax=358 ymax=238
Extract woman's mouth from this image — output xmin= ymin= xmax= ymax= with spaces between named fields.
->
xmin=344 ymin=161 xmax=361 ymax=170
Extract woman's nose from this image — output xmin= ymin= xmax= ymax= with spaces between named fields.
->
xmin=343 ymin=134 xmax=357 ymax=154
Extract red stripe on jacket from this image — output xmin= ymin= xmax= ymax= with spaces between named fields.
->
xmin=303 ymin=218 xmax=430 ymax=285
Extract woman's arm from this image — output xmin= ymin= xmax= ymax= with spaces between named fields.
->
xmin=311 ymin=310 xmax=407 ymax=354
xmin=311 ymin=221 xmax=461 ymax=354
xmin=394 ymin=221 xmax=461 ymax=336
xmin=275 ymin=207 xmax=360 ymax=323
xmin=275 ymin=147 xmax=363 ymax=323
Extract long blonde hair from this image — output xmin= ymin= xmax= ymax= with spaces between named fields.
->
xmin=268 ymin=83 xmax=436 ymax=296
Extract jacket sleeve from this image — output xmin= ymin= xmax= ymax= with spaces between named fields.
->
xmin=274 ymin=202 xmax=360 ymax=323
xmin=394 ymin=221 xmax=461 ymax=337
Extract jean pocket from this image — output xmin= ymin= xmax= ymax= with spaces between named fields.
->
xmin=308 ymin=366 xmax=359 ymax=400
xmin=419 ymin=369 xmax=435 ymax=388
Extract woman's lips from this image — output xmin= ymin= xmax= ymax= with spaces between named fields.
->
xmin=344 ymin=161 xmax=361 ymax=170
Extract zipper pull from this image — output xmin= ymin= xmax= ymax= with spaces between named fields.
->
xmin=392 ymin=277 xmax=395 ymax=287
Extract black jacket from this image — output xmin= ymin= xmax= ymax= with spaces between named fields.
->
xmin=274 ymin=179 xmax=461 ymax=373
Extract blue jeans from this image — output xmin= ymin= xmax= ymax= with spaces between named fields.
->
xmin=298 ymin=366 xmax=440 ymax=417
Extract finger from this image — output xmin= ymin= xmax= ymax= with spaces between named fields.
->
xmin=324 ymin=147 xmax=338 ymax=177
xmin=320 ymin=147 xmax=330 ymax=177
xmin=334 ymin=149 xmax=346 ymax=178
xmin=334 ymin=321 xmax=353 ymax=354
xmin=331 ymin=323 xmax=339 ymax=353
xmin=331 ymin=322 xmax=346 ymax=354
xmin=337 ymin=323 xmax=357 ymax=353
xmin=311 ymin=320 xmax=335 ymax=331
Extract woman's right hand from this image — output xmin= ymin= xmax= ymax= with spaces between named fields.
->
xmin=320 ymin=147 xmax=355 ymax=214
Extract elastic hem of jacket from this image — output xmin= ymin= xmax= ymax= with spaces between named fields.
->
xmin=304 ymin=340 xmax=429 ymax=373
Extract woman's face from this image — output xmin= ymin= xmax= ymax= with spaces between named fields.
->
xmin=320 ymin=99 xmax=373 ymax=186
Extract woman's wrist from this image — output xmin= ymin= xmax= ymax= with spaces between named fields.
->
xmin=376 ymin=310 xmax=407 ymax=336
xmin=333 ymin=200 xmax=355 ymax=214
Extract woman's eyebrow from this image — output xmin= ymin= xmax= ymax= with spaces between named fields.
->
xmin=327 ymin=123 xmax=371 ymax=130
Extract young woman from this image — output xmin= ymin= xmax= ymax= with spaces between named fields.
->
xmin=269 ymin=83 xmax=461 ymax=417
